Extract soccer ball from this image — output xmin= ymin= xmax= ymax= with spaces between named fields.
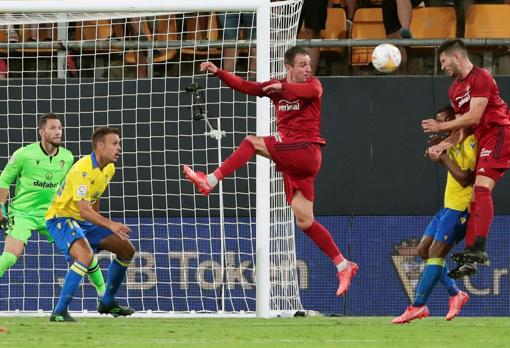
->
xmin=371 ymin=44 xmax=401 ymax=73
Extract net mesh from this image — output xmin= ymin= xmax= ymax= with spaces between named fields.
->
xmin=0 ymin=0 xmax=305 ymax=314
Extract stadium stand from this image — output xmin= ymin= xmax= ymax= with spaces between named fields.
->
xmin=181 ymin=13 xmax=221 ymax=57
xmin=320 ymin=7 xmax=348 ymax=57
xmin=153 ymin=15 xmax=178 ymax=63
xmin=350 ymin=8 xmax=385 ymax=66
xmin=464 ymin=4 xmax=510 ymax=38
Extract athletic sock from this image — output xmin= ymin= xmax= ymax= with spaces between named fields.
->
xmin=439 ymin=264 xmax=460 ymax=296
xmin=413 ymin=257 xmax=445 ymax=307
xmin=303 ymin=221 xmax=343 ymax=265
xmin=53 ymin=261 xmax=88 ymax=314
xmin=214 ymin=138 xmax=256 ymax=180
xmin=464 ymin=201 xmax=476 ymax=249
xmin=87 ymin=256 xmax=106 ymax=297
xmin=101 ymin=258 xmax=130 ymax=306
xmin=0 ymin=251 xmax=17 ymax=278
xmin=473 ymin=186 xmax=493 ymax=243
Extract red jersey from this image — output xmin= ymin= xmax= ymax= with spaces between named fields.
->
xmin=215 ymin=69 xmax=326 ymax=144
xmin=448 ymin=65 xmax=510 ymax=139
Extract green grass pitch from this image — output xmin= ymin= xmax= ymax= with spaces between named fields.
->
xmin=1 ymin=316 xmax=509 ymax=348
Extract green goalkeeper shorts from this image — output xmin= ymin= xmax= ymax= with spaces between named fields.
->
xmin=5 ymin=214 xmax=54 ymax=244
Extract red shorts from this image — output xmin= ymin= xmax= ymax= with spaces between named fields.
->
xmin=264 ymin=136 xmax=322 ymax=204
xmin=476 ymin=125 xmax=510 ymax=181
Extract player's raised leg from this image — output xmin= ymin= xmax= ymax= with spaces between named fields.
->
xmin=291 ymin=191 xmax=357 ymax=297
xmin=183 ymin=135 xmax=265 ymax=195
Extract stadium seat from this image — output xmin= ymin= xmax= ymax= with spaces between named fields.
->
xmin=350 ymin=8 xmax=385 ymax=66
xmin=320 ymin=7 xmax=348 ymax=56
xmin=0 ymin=29 xmax=7 ymax=54
xmin=74 ymin=20 xmax=125 ymax=56
xmin=465 ymin=4 xmax=510 ymax=38
xmin=181 ymin=13 xmax=221 ymax=57
xmin=123 ymin=19 xmax=153 ymax=64
xmin=410 ymin=7 xmax=456 ymax=39
xmin=409 ymin=7 xmax=456 ymax=55
xmin=19 ymin=24 xmax=57 ymax=54
xmin=153 ymin=15 xmax=178 ymax=63
xmin=75 ymin=20 xmax=113 ymax=43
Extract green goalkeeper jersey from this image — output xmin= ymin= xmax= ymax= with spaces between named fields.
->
xmin=0 ymin=142 xmax=74 ymax=218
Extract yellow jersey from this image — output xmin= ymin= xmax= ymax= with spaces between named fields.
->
xmin=45 ymin=152 xmax=115 ymax=221
xmin=444 ymin=134 xmax=477 ymax=211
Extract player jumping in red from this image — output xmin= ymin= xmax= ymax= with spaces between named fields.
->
xmin=422 ymin=39 xmax=510 ymax=271
xmin=183 ymin=46 xmax=358 ymax=296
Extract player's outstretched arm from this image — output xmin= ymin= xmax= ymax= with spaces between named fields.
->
xmin=77 ymin=200 xmax=130 ymax=240
xmin=201 ymin=61 xmax=264 ymax=96
xmin=426 ymin=129 xmax=466 ymax=158
xmin=422 ymin=97 xmax=488 ymax=133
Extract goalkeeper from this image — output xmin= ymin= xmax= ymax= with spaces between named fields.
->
xmin=0 ymin=113 xmax=106 ymax=299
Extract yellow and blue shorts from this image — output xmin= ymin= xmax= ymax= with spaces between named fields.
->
xmin=46 ymin=217 xmax=113 ymax=260
xmin=423 ymin=208 xmax=469 ymax=245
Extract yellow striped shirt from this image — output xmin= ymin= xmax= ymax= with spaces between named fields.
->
xmin=45 ymin=152 xmax=115 ymax=221
xmin=444 ymin=134 xmax=477 ymax=211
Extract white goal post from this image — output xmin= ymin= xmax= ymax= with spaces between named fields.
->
xmin=0 ymin=0 xmax=304 ymax=318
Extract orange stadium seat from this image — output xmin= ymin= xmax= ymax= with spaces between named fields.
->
xmin=410 ymin=7 xmax=456 ymax=39
xmin=350 ymin=8 xmax=385 ymax=66
xmin=465 ymin=4 xmax=510 ymax=38
xmin=0 ymin=29 xmax=7 ymax=54
xmin=19 ymin=24 xmax=57 ymax=54
xmin=153 ymin=15 xmax=178 ymax=63
xmin=181 ymin=13 xmax=221 ymax=57
xmin=409 ymin=7 xmax=456 ymax=56
xmin=320 ymin=7 xmax=348 ymax=56
xmin=75 ymin=20 xmax=113 ymax=43
xmin=123 ymin=19 xmax=153 ymax=65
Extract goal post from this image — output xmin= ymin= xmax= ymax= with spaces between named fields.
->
xmin=0 ymin=0 xmax=303 ymax=318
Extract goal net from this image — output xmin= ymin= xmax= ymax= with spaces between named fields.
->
xmin=0 ymin=0 xmax=304 ymax=317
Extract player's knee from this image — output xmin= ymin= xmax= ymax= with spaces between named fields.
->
xmin=117 ymin=241 xmax=136 ymax=261
xmin=244 ymin=135 xmax=257 ymax=146
xmin=77 ymin=252 xmax=94 ymax=268
xmin=296 ymin=217 xmax=313 ymax=231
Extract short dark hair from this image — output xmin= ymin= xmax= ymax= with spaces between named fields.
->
xmin=91 ymin=127 xmax=120 ymax=148
xmin=38 ymin=113 xmax=60 ymax=129
xmin=438 ymin=39 xmax=468 ymax=57
xmin=284 ymin=46 xmax=309 ymax=66
xmin=436 ymin=105 xmax=455 ymax=121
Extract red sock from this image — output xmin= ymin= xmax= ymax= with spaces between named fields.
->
xmin=474 ymin=186 xmax=493 ymax=239
xmin=303 ymin=221 xmax=344 ymax=265
xmin=214 ymin=138 xmax=256 ymax=180
xmin=465 ymin=201 xmax=476 ymax=249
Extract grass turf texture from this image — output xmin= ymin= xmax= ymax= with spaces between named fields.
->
xmin=0 ymin=317 xmax=508 ymax=348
